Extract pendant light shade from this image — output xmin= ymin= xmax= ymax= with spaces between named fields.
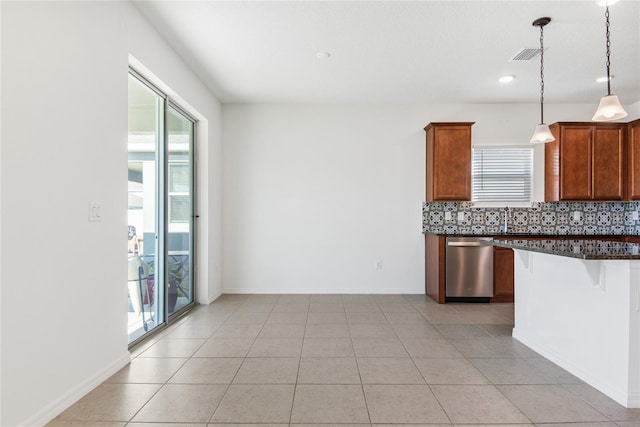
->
xmin=531 ymin=124 xmax=555 ymax=144
xmin=593 ymin=94 xmax=627 ymax=121
xmin=592 ymin=3 xmax=627 ymax=121
xmin=530 ymin=17 xmax=555 ymax=144
xmin=596 ymin=0 xmax=620 ymax=8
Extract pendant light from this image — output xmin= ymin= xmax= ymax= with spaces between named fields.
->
xmin=592 ymin=0 xmax=627 ymax=121
xmin=530 ymin=17 xmax=555 ymax=144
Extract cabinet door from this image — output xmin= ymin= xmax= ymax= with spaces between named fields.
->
xmin=560 ymin=126 xmax=593 ymax=200
xmin=593 ymin=126 xmax=625 ymax=200
xmin=492 ymin=246 xmax=514 ymax=302
xmin=629 ymin=120 xmax=640 ymax=200
xmin=425 ymin=234 xmax=446 ymax=303
xmin=432 ymin=126 xmax=471 ymax=200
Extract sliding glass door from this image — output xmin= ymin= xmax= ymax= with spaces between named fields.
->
xmin=166 ymin=104 xmax=195 ymax=316
xmin=127 ymin=74 xmax=164 ymax=343
xmin=127 ymin=70 xmax=196 ymax=345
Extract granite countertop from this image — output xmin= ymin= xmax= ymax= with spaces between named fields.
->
xmin=424 ymin=232 xmax=632 ymax=239
xmin=424 ymin=232 xmax=537 ymax=236
xmin=488 ymin=238 xmax=640 ymax=260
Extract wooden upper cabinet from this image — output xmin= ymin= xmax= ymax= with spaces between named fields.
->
xmin=558 ymin=125 xmax=593 ymax=200
xmin=628 ymin=119 xmax=640 ymax=200
xmin=545 ymin=122 xmax=626 ymax=201
xmin=593 ymin=126 xmax=625 ymax=200
xmin=425 ymin=122 xmax=473 ymax=201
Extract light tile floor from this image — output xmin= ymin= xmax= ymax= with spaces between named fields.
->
xmin=48 ymin=294 xmax=640 ymax=426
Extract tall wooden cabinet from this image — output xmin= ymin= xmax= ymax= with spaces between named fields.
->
xmin=425 ymin=122 xmax=474 ymax=201
xmin=545 ymin=122 xmax=626 ymax=201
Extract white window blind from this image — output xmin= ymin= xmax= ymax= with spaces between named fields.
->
xmin=168 ymin=163 xmax=190 ymax=223
xmin=472 ymin=147 xmax=533 ymax=202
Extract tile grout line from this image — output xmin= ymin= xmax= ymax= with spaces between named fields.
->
xmin=289 ymin=295 xmax=310 ymax=425
xmin=54 ymin=295 xmax=640 ymax=426
xmin=125 ymin=304 xmax=217 ymax=424
xmin=403 ymin=298 xmax=456 ymax=426
xmin=559 ymin=382 xmax=620 ymax=423
xmin=208 ymin=296 xmax=282 ymax=425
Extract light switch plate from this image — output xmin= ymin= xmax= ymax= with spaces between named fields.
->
xmin=445 ymin=211 xmax=452 ymax=221
xmin=633 ymin=211 xmax=639 ymax=221
xmin=89 ymin=202 xmax=102 ymax=222
xmin=457 ymin=212 xmax=465 ymax=221
xmin=573 ymin=211 xmax=580 ymax=221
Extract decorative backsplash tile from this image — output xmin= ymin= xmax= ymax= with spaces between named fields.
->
xmin=422 ymin=201 xmax=640 ymax=235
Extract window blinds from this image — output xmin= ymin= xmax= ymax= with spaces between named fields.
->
xmin=472 ymin=147 xmax=533 ymax=202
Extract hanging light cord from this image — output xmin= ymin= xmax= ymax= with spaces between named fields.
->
xmin=605 ymin=5 xmax=612 ymax=95
xmin=539 ymin=22 xmax=545 ymax=124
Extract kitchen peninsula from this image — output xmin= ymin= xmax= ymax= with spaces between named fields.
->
xmin=489 ymin=238 xmax=640 ymax=409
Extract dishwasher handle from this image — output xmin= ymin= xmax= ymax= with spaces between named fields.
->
xmin=447 ymin=240 xmax=493 ymax=247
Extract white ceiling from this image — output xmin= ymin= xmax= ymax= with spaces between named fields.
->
xmin=134 ymin=0 xmax=640 ymax=105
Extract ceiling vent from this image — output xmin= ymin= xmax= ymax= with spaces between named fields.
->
xmin=509 ymin=48 xmax=542 ymax=61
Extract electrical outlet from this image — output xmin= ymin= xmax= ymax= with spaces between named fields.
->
xmin=376 ymin=260 xmax=383 ymax=270
xmin=457 ymin=211 xmax=465 ymax=221
xmin=633 ymin=211 xmax=639 ymax=221
xmin=573 ymin=211 xmax=580 ymax=221
xmin=445 ymin=211 xmax=452 ymax=221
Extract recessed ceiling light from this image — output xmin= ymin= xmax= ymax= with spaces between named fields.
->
xmin=316 ymin=52 xmax=331 ymax=60
xmin=596 ymin=75 xmax=614 ymax=83
xmin=499 ymin=75 xmax=515 ymax=83
xmin=596 ymin=0 xmax=620 ymax=6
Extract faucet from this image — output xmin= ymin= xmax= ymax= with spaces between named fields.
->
xmin=503 ymin=207 xmax=510 ymax=233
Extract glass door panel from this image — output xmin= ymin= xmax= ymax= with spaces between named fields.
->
xmin=127 ymin=73 xmax=165 ymax=344
xmin=128 ymin=70 xmax=197 ymax=345
xmin=167 ymin=104 xmax=195 ymax=316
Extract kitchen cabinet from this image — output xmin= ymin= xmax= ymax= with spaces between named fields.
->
xmin=627 ymin=119 xmax=640 ymax=200
xmin=545 ymin=122 xmax=626 ymax=201
xmin=425 ymin=234 xmax=510 ymax=304
xmin=593 ymin=125 xmax=626 ymax=200
xmin=492 ymin=246 xmax=514 ymax=303
xmin=425 ymin=235 xmax=508 ymax=304
xmin=425 ymin=234 xmax=627 ymax=304
xmin=424 ymin=234 xmax=446 ymax=303
xmin=425 ymin=122 xmax=474 ymax=201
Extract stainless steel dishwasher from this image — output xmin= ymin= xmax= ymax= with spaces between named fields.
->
xmin=445 ymin=236 xmax=494 ymax=299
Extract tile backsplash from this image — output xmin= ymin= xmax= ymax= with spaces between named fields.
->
xmin=422 ymin=201 xmax=640 ymax=235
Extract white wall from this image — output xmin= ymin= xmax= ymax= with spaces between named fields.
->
xmin=0 ymin=1 xmax=4 ymax=422
xmin=0 ymin=2 xmax=222 ymax=425
xmin=627 ymin=101 xmax=640 ymax=119
xmin=126 ymin=3 xmax=224 ymax=305
xmin=221 ymin=102 xmax=609 ymax=294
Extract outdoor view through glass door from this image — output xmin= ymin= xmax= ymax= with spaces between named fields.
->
xmin=166 ymin=105 xmax=195 ymax=316
xmin=128 ymin=71 xmax=195 ymax=345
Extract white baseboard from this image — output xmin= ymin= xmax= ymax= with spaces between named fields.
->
xmin=198 ymin=290 xmax=222 ymax=305
xmin=628 ymin=392 xmax=640 ymax=408
xmin=513 ymin=330 xmax=638 ymax=408
xmin=221 ymin=287 xmax=423 ymax=295
xmin=24 ymin=352 xmax=131 ymax=427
